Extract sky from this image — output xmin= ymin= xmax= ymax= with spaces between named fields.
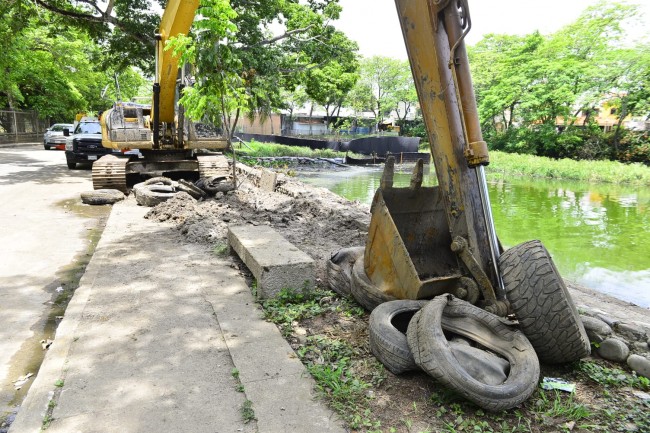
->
xmin=334 ymin=0 xmax=650 ymax=59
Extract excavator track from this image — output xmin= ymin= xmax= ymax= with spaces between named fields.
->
xmin=197 ymin=155 xmax=230 ymax=178
xmin=92 ymin=155 xmax=130 ymax=193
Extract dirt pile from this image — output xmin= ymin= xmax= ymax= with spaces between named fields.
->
xmin=145 ymin=174 xmax=370 ymax=281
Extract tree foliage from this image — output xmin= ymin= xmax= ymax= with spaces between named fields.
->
xmin=468 ymin=1 xmax=649 ymax=163
xmin=1 ymin=1 xmax=147 ymax=121
xmin=167 ymin=0 xmax=359 ymax=140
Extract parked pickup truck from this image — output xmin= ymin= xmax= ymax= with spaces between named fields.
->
xmin=64 ymin=117 xmax=120 ymax=169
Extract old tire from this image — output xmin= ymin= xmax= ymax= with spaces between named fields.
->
xmin=143 ymin=177 xmax=173 ymax=186
xmin=369 ymin=300 xmax=428 ymax=374
xmin=134 ymin=179 xmax=177 ymax=207
xmin=80 ymin=189 xmax=125 ymax=205
xmin=67 ymin=161 xmax=76 ymax=169
xmin=350 ymin=256 xmax=397 ymax=311
xmin=499 ymin=240 xmax=590 ymax=364
xmin=407 ymin=295 xmax=540 ymax=411
xmin=327 ymin=247 xmax=364 ymax=296
xmin=177 ymin=179 xmax=206 ymax=199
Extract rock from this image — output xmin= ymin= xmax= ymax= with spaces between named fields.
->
xmin=633 ymin=342 xmax=649 ymax=353
xmin=627 ymin=354 xmax=650 ymax=379
xmin=580 ymin=315 xmax=613 ymax=343
xmin=597 ymin=314 xmax=620 ymax=327
xmin=615 ymin=322 xmax=647 ymax=342
xmin=596 ymin=338 xmax=629 ymax=362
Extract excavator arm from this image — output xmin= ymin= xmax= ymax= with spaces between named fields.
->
xmin=156 ymin=0 xmax=200 ymax=125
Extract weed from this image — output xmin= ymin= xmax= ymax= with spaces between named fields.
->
xmin=578 ymin=360 xmax=649 ymax=390
xmin=231 ymin=368 xmax=245 ymax=392
xmin=260 ymin=288 xmax=333 ymax=336
xmin=488 ymin=151 xmax=650 ymax=185
xmin=240 ymin=399 xmax=256 ymax=423
xmin=212 ymin=241 xmax=229 ymax=257
xmin=54 ymin=379 xmax=64 ymax=387
xmin=535 ymin=390 xmax=591 ymax=422
xmin=42 ymin=414 xmax=52 ymax=429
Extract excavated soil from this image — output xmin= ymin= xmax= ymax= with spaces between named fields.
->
xmin=145 ymin=168 xmax=650 ymax=433
xmin=145 ymin=175 xmax=370 ymax=284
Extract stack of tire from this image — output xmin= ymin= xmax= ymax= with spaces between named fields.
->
xmin=326 ymin=241 xmax=591 ymax=411
xmin=132 ymin=177 xmax=208 ymax=206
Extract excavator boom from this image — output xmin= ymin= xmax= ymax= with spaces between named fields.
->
xmin=157 ymin=0 xmax=200 ymax=124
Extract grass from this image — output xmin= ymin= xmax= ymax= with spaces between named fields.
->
xmin=232 ymin=139 xmax=346 ymax=159
xmin=234 ymin=139 xmax=650 ymax=185
xmin=254 ymin=285 xmax=650 ymax=432
xmin=488 ymin=151 xmax=650 ymax=185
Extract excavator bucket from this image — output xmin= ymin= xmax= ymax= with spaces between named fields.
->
xmin=364 ymin=158 xmax=462 ymax=299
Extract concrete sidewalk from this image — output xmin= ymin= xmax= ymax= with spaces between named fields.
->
xmin=10 ymin=197 xmax=345 ymax=433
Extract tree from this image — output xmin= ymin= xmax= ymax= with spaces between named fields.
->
xmin=469 ymin=1 xmax=648 ymax=160
xmin=167 ymin=0 xmax=359 ymax=142
xmin=304 ymin=58 xmax=359 ymax=130
xmin=391 ymin=60 xmax=418 ymax=125
xmin=354 ymin=56 xmax=404 ymax=127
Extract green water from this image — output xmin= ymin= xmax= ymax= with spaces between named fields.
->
xmin=298 ymin=167 xmax=650 ymax=308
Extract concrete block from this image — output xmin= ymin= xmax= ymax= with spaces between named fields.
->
xmin=259 ymin=169 xmax=278 ymax=192
xmin=228 ymin=225 xmax=314 ymax=298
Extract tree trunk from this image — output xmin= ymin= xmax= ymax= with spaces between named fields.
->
xmin=613 ymin=99 xmax=628 ymax=155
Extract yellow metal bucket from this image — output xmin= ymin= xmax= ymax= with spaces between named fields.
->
xmin=364 ymin=159 xmax=462 ymax=299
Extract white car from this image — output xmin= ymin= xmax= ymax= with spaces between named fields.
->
xmin=44 ymin=123 xmax=74 ymax=150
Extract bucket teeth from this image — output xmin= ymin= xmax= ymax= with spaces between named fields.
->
xmin=410 ymin=159 xmax=424 ymax=191
xmin=381 ymin=156 xmax=395 ymax=190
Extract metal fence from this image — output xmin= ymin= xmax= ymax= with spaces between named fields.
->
xmin=0 ymin=110 xmax=48 ymax=144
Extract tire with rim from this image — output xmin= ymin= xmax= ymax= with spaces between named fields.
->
xmin=350 ymin=256 xmax=396 ymax=311
xmin=407 ymin=295 xmax=540 ymax=411
xmin=80 ymin=189 xmax=125 ymax=205
xmin=499 ymin=240 xmax=590 ymax=364
xmin=327 ymin=246 xmax=364 ymax=296
xmin=369 ymin=300 xmax=428 ymax=374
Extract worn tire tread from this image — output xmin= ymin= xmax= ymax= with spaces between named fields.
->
xmin=499 ymin=240 xmax=590 ymax=364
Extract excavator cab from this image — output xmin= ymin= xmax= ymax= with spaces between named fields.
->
xmin=94 ymin=0 xmax=230 ymax=192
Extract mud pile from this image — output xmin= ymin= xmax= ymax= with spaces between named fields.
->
xmin=145 ymin=173 xmax=370 ymax=281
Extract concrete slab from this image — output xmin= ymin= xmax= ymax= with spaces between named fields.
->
xmin=228 ymin=225 xmax=315 ymax=298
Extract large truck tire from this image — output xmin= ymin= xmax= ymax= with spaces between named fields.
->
xmin=80 ymin=189 xmax=125 ymax=205
xmin=499 ymin=240 xmax=590 ymax=364
xmin=369 ymin=300 xmax=428 ymax=374
xmin=407 ymin=295 xmax=540 ymax=411
xmin=350 ymin=256 xmax=396 ymax=311
xmin=327 ymin=247 xmax=364 ymax=296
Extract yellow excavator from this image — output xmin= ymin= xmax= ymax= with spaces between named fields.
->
xmin=94 ymin=0 xmax=228 ymax=192
xmin=96 ymin=0 xmax=589 ymax=376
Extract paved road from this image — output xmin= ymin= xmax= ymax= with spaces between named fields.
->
xmin=0 ymin=144 xmax=108 ymax=422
